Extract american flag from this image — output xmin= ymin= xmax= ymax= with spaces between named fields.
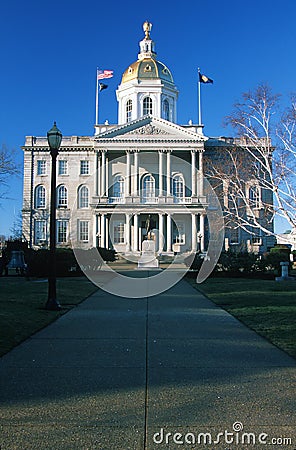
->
xmin=97 ymin=69 xmax=114 ymax=80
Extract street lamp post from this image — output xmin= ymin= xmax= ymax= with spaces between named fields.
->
xmin=45 ymin=122 xmax=62 ymax=310
xmin=197 ymin=232 xmax=202 ymax=253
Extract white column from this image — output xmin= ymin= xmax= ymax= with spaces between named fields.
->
xmin=106 ymin=156 xmax=109 ymax=198
xmin=191 ymin=150 xmax=197 ymax=197
xmin=139 ymin=226 xmax=142 ymax=251
xmin=125 ymin=213 xmax=131 ymax=252
xmin=133 ymin=213 xmax=139 ymax=251
xmin=191 ymin=214 xmax=197 ymax=252
xmin=101 ymin=150 xmax=106 ymax=196
xmin=198 ymin=151 xmax=203 ymax=197
xmin=97 ymin=153 xmax=101 ymax=197
xmin=100 ymin=213 xmax=105 ymax=248
xmin=159 ymin=150 xmax=163 ymax=196
xmin=133 ymin=150 xmax=139 ymax=195
xmin=105 ymin=215 xmax=109 ymax=249
xmin=199 ymin=214 xmax=205 ymax=252
xmin=94 ymin=152 xmax=98 ymax=196
xmin=93 ymin=215 xmax=97 ymax=247
xmin=166 ymin=150 xmax=171 ymax=196
xmin=126 ymin=150 xmax=131 ymax=197
xmin=158 ymin=213 xmax=164 ymax=253
xmin=166 ymin=213 xmax=172 ymax=252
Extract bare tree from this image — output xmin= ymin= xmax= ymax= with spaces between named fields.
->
xmin=205 ymin=84 xmax=296 ymax=239
xmin=9 ymin=211 xmax=24 ymax=240
xmin=0 ymin=145 xmax=19 ymax=200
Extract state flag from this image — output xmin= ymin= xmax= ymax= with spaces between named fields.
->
xmin=199 ymin=73 xmax=213 ymax=84
xmin=99 ymin=83 xmax=108 ymax=91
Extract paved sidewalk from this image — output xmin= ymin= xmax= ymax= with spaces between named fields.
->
xmin=0 ymin=276 xmax=295 ymax=450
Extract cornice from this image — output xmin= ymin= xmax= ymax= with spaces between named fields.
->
xmin=96 ymin=137 xmax=204 ymax=145
xmin=95 ymin=115 xmax=207 ymax=142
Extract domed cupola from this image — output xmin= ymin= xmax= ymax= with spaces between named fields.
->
xmin=116 ymin=21 xmax=179 ymax=124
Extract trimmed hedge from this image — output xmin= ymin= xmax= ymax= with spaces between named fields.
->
xmin=5 ymin=246 xmax=117 ymax=278
xmin=25 ymin=248 xmax=82 ymax=277
xmin=185 ymin=249 xmax=292 ymax=277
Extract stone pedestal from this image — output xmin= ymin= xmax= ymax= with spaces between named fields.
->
xmin=137 ymin=240 xmax=159 ymax=270
xmin=275 ymin=261 xmax=295 ymax=281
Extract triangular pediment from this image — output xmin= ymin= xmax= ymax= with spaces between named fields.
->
xmin=94 ymin=115 xmax=207 ymax=142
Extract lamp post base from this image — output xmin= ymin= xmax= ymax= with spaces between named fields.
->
xmin=45 ymin=298 xmax=62 ymax=311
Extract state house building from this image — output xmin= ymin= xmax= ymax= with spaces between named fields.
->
xmin=22 ymin=22 xmax=275 ymax=256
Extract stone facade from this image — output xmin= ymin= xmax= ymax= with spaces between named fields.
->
xmin=22 ymin=21 xmax=275 ymax=255
xmin=22 ymin=117 xmax=208 ymax=255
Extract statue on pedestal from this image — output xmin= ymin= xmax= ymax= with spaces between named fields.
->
xmin=137 ymin=215 xmax=159 ymax=270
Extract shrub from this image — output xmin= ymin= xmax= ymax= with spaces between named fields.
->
xmin=186 ymin=248 xmax=292 ymax=278
xmin=184 ymin=253 xmax=204 ymax=271
xmin=97 ymin=247 xmax=116 ymax=262
xmin=25 ymin=248 xmax=82 ymax=277
xmin=263 ymin=251 xmax=291 ymax=275
xmin=215 ymin=251 xmax=261 ymax=275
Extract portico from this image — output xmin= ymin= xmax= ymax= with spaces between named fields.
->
xmin=94 ymin=208 xmax=205 ymax=256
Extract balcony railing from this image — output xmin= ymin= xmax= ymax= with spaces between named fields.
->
xmin=173 ymin=197 xmax=192 ymax=204
xmin=101 ymin=196 xmax=200 ymax=205
xmin=141 ymin=197 xmax=159 ymax=204
xmin=108 ymin=197 xmax=126 ymax=204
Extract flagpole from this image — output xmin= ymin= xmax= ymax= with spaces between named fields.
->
xmin=95 ymin=68 xmax=99 ymax=125
xmin=198 ymin=67 xmax=202 ymax=125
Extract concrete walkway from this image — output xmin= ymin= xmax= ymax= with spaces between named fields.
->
xmin=0 ymin=276 xmax=295 ymax=450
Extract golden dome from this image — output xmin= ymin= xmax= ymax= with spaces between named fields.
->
xmin=121 ymin=58 xmax=174 ymax=84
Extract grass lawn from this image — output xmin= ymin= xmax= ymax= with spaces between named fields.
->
xmin=187 ymin=276 xmax=296 ymax=359
xmin=0 ymin=276 xmax=98 ymax=356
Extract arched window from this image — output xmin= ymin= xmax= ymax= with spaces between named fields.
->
xmin=126 ymin=99 xmax=132 ymax=123
xmin=143 ymin=97 xmax=153 ymax=116
xmin=113 ymin=175 xmax=124 ymax=198
xmin=78 ymin=185 xmax=89 ymax=208
xmin=142 ymin=174 xmax=155 ymax=200
xmin=35 ymin=185 xmax=46 ymax=208
xmin=163 ymin=99 xmax=170 ymax=121
xmin=172 ymin=175 xmax=184 ymax=201
xmin=57 ymin=185 xmax=68 ymax=208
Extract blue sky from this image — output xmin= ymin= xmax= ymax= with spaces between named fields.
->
xmin=0 ymin=0 xmax=295 ymax=236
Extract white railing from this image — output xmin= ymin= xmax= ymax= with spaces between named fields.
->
xmin=141 ymin=197 xmax=159 ymax=204
xmin=173 ymin=197 xmax=192 ymax=204
xmin=94 ymin=196 xmax=202 ymax=205
xmin=108 ymin=197 xmax=125 ymax=204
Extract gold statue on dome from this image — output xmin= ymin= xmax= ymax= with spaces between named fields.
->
xmin=143 ymin=21 xmax=152 ymax=39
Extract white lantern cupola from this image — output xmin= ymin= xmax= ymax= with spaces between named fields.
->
xmin=116 ymin=21 xmax=179 ymax=124
xmin=138 ymin=21 xmax=156 ymax=60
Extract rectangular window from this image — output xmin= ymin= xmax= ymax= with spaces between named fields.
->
xmin=37 ymin=160 xmax=46 ymax=175
xmin=79 ymin=220 xmax=89 ymax=242
xmin=34 ymin=220 xmax=46 ymax=244
xmin=252 ymin=236 xmax=261 ymax=244
xmin=57 ymin=220 xmax=68 ymax=243
xmin=58 ymin=160 xmax=68 ymax=175
xmin=114 ymin=222 xmax=125 ymax=244
xmin=80 ymin=160 xmax=89 ymax=175
xmin=249 ymin=185 xmax=261 ymax=209
xmin=230 ymin=227 xmax=239 ymax=244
